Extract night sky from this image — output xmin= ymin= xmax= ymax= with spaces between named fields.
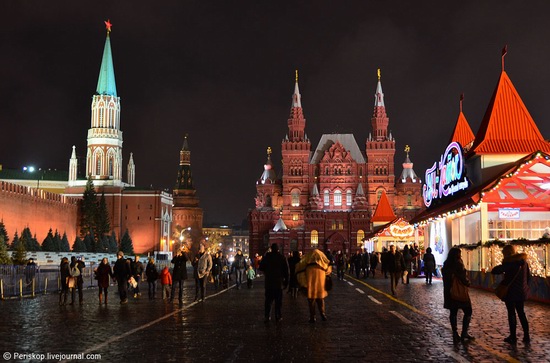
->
xmin=2 ymin=1 xmax=550 ymax=226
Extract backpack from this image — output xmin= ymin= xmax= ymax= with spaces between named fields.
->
xmin=70 ymin=265 xmax=81 ymax=277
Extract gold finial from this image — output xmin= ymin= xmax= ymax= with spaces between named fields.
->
xmin=377 ymin=68 xmax=381 ymax=80
xmin=267 ymin=147 xmax=272 ymax=156
xmin=295 ymin=69 xmax=298 ymax=83
xmin=404 ymin=145 xmax=410 ymax=155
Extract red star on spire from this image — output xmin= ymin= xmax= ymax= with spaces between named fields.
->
xmin=104 ymin=19 xmax=112 ymax=33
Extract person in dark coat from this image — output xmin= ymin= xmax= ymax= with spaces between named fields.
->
xmin=59 ymin=257 xmax=70 ymax=306
xmin=423 ymin=247 xmax=436 ymax=284
xmin=96 ymin=257 xmax=113 ymax=305
xmin=287 ymin=250 xmax=301 ymax=298
xmin=113 ymin=251 xmax=131 ymax=304
xmin=381 ymin=247 xmax=389 ymax=278
xmin=442 ymin=247 xmax=474 ymax=343
xmin=145 ymin=257 xmax=159 ymax=300
xmin=491 ymin=245 xmax=531 ymax=344
xmin=170 ymin=247 xmax=189 ymax=305
xmin=131 ymin=255 xmax=144 ymax=298
xmin=259 ymin=243 xmax=289 ymax=322
xmin=369 ymin=252 xmax=379 ymax=278
xmin=212 ymin=252 xmax=222 ymax=289
xmin=386 ymin=245 xmax=405 ymax=296
xmin=402 ymin=245 xmax=412 ymax=284
xmin=70 ymin=256 xmax=85 ymax=305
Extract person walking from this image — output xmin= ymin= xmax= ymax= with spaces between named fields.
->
xmin=212 ymin=252 xmax=222 ymax=289
xmin=59 ymin=257 xmax=70 ymax=306
xmin=335 ymin=250 xmax=345 ymax=281
xmin=295 ymin=249 xmax=332 ymax=323
xmin=259 ymin=243 xmax=289 ymax=322
xmin=442 ymin=247 xmax=474 ymax=343
xmin=96 ymin=257 xmax=113 ymax=305
xmin=159 ymin=266 xmax=172 ymax=300
xmin=131 ymin=255 xmax=144 ymax=298
xmin=387 ymin=245 xmax=405 ymax=296
xmin=287 ymin=250 xmax=301 ymax=297
xmin=145 ymin=257 xmax=159 ymax=300
xmin=246 ymin=265 xmax=256 ymax=289
xmin=170 ymin=247 xmax=189 ymax=305
xmin=402 ymin=245 xmax=412 ymax=284
xmin=491 ymin=245 xmax=531 ymax=344
xmin=423 ymin=247 xmax=436 ymax=284
xmin=232 ymin=249 xmax=247 ymax=289
xmin=369 ymin=252 xmax=379 ymax=278
xmin=193 ymin=244 xmax=212 ymax=302
xmin=113 ymin=251 xmax=131 ymax=304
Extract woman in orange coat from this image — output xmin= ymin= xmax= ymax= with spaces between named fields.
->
xmin=296 ymin=249 xmax=332 ymax=323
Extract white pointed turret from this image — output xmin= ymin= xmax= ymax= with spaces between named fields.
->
xmin=374 ymin=68 xmax=385 ymax=107
xmin=273 ymin=217 xmax=288 ymax=232
xmin=68 ymin=145 xmax=78 ymax=185
xmin=292 ymin=70 xmax=302 ymax=108
xmin=127 ymin=152 xmax=135 ymax=187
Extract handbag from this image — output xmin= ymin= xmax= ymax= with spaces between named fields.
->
xmin=66 ymin=276 xmax=76 ymax=289
xmin=450 ymin=275 xmax=469 ymax=302
xmin=324 ymin=275 xmax=333 ymax=291
xmin=129 ymin=276 xmax=138 ymax=289
xmin=495 ymin=265 xmax=523 ymax=300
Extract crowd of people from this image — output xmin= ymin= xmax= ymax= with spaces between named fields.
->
xmin=55 ymin=242 xmax=531 ymax=345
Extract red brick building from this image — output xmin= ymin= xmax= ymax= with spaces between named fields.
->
xmin=249 ymin=71 xmax=422 ymax=256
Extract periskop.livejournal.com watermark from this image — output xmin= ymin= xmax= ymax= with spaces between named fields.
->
xmin=3 ymin=352 xmax=101 ymax=361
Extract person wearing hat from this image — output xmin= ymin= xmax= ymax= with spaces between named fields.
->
xmin=259 ymin=243 xmax=289 ymax=322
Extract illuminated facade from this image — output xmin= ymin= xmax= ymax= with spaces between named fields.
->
xmin=249 ymin=71 xmax=422 ymax=256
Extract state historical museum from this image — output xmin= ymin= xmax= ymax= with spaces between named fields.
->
xmin=249 ymin=71 xmax=423 ymax=256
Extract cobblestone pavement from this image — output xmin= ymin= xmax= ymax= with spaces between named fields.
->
xmin=1 ymin=271 xmax=549 ymax=363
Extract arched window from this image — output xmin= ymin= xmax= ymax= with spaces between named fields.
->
xmin=96 ymin=157 xmax=102 ymax=175
xmin=108 ymin=157 xmax=114 ymax=176
xmin=311 ymin=230 xmax=318 ymax=247
xmin=334 ymin=190 xmax=342 ymax=206
xmin=346 ymin=190 xmax=352 ymax=206
xmin=324 ymin=190 xmax=330 ymax=206
xmin=357 ymin=230 xmax=365 ymax=246
xmin=407 ymin=194 xmax=412 ymax=206
xmin=291 ymin=189 xmax=300 ymax=207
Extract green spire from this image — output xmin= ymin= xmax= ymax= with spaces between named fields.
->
xmin=96 ymin=32 xmax=117 ymax=97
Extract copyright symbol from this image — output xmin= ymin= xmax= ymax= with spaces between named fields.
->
xmin=3 ymin=352 xmax=11 ymax=360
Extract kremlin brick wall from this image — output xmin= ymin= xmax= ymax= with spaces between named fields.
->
xmin=0 ymin=181 xmax=78 ymax=245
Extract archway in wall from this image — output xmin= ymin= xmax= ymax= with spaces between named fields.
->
xmin=324 ymin=232 xmax=347 ymax=254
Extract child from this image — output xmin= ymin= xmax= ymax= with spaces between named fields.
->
xmin=246 ymin=265 xmax=256 ymax=289
xmin=159 ymin=266 xmax=172 ymax=300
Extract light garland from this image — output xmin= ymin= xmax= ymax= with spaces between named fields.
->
xmin=490 ymin=244 xmax=546 ymax=278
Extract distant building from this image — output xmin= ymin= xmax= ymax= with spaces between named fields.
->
xmin=249 ymin=71 xmax=422 ymax=256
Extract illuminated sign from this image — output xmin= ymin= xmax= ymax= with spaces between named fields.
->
xmin=423 ymin=142 xmax=469 ymax=208
xmin=499 ymin=208 xmax=520 ymax=219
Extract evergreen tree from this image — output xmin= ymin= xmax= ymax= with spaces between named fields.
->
xmin=0 ymin=235 xmax=12 ymax=265
xmin=0 ymin=220 xmax=9 ymax=248
xmin=83 ymin=233 xmax=94 ymax=252
xmin=80 ymin=177 xmax=98 ymax=237
xmin=21 ymin=227 xmax=40 ymax=251
xmin=53 ymin=230 xmax=62 ymax=252
xmin=10 ymin=231 xmax=19 ymax=250
xmin=41 ymin=229 xmax=55 ymax=251
xmin=72 ymin=237 xmax=87 ymax=252
xmin=11 ymin=235 xmax=27 ymax=265
xmin=96 ymin=192 xmax=111 ymax=240
xmin=100 ymin=235 xmax=110 ymax=253
xmin=120 ymin=229 xmax=134 ymax=255
xmin=108 ymin=231 xmax=118 ymax=253
xmin=60 ymin=232 xmax=71 ymax=252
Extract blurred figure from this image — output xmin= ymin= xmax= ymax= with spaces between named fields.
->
xmin=442 ymin=247 xmax=474 ymax=343
xmin=259 ymin=243 xmax=289 ymax=322
xmin=59 ymin=257 xmax=70 ymax=306
xmin=423 ymin=247 xmax=436 ymax=285
xmin=335 ymin=250 xmax=345 ymax=281
xmin=25 ymin=258 xmax=37 ymax=284
xmin=296 ymin=249 xmax=332 ymax=323
xmin=132 ymin=255 xmax=144 ymax=298
xmin=287 ymin=250 xmax=301 ymax=297
xmin=232 ymin=249 xmax=247 ymax=289
xmin=159 ymin=266 xmax=172 ymax=300
xmin=171 ymin=247 xmax=189 ymax=305
xmin=246 ymin=265 xmax=256 ymax=289
xmin=387 ymin=245 xmax=405 ymax=296
xmin=369 ymin=252 xmax=379 ymax=278
xmin=212 ymin=252 xmax=222 ymax=289
xmin=193 ymin=244 xmax=212 ymax=302
xmin=491 ymin=245 xmax=531 ymax=344
xmin=145 ymin=257 xmax=159 ymax=300
xmin=113 ymin=251 xmax=131 ymax=304
xmin=96 ymin=257 xmax=113 ymax=305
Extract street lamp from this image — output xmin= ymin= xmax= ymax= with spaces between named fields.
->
xmin=23 ymin=166 xmax=45 ymax=191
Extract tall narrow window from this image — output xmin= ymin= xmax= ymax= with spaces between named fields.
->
xmin=96 ymin=158 xmax=102 ymax=175
xmin=291 ymin=189 xmax=300 ymax=207
xmin=108 ymin=158 xmax=114 ymax=176
xmin=407 ymin=195 xmax=412 ymax=206
xmin=311 ymin=230 xmax=318 ymax=247
xmin=324 ymin=190 xmax=330 ymax=206
xmin=346 ymin=190 xmax=352 ymax=206
xmin=334 ymin=190 xmax=342 ymax=206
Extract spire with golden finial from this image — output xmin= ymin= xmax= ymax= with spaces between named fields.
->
xmin=292 ymin=69 xmax=302 ymax=108
xmin=267 ymin=146 xmax=272 ymax=157
xmin=404 ymin=145 xmax=410 ymax=158
xmin=295 ymin=69 xmax=298 ymax=83
xmin=377 ymin=68 xmax=381 ymax=80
